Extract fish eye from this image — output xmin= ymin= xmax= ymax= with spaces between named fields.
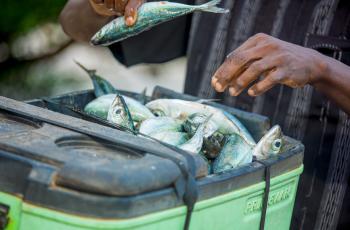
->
xmin=272 ymin=139 xmax=282 ymax=152
xmin=153 ymin=110 xmax=164 ymax=117
xmin=115 ymin=109 xmax=122 ymax=115
xmin=274 ymin=140 xmax=281 ymax=148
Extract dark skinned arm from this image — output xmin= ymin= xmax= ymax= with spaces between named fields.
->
xmin=59 ymin=0 xmax=144 ymax=42
xmin=211 ymin=33 xmax=350 ymax=115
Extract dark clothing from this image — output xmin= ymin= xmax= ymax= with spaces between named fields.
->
xmin=110 ymin=0 xmax=350 ymax=229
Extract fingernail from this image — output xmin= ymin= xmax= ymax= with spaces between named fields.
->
xmin=215 ymin=82 xmax=223 ymax=91
xmin=229 ymin=87 xmax=238 ymax=96
xmin=126 ymin=16 xmax=134 ymax=26
xmin=248 ymin=88 xmax=256 ymax=96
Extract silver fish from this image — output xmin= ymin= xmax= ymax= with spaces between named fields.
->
xmin=139 ymin=117 xmax=183 ymax=135
xmin=183 ymin=113 xmax=218 ymax=138
xmin=91 ymin=0 xmax=229 ymax=46
xmin=202 ymin=131 xmax=226 ymax=159
xmin=75 ymin=61 xmax=117 ymax=97
xmin=148 ymin=131 xmax=189 ymax=146
xmin=146 ymin=99 xmax=256 ymax=146
xmin=252 ymin=125 xmax=283 ymax=160
xmin=212 ymin=134 xmax=253 ymax=174
xmin=84 ymin=94 xmax=154 ymax=121
xmin=107 ymin=94 xmax=134 ymax=130
xmin=183 ymin=113 xmax=224 ymax=158
xmin=179 ymin=115 xmax=212 ymax=154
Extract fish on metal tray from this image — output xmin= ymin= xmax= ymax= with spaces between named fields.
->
xmin=84 ymin=94 xmax=155 ymax=122
xmin=91 ymin=0 xmax=229 ymax=46
xmin=146 ymin=99 xmax=255 ymax=146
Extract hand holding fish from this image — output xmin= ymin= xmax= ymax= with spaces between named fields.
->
xmin=211 ymin=33 xmax=329 ymax=97
xmin=89 ymin=0 xmax=145 ymax=26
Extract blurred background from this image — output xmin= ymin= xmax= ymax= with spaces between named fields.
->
xmin=0 ymin=0 xmax=186 ymax=101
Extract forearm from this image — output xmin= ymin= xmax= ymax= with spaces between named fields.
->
xmin=59 ymin=0 xmax=112 ymax=42
xmin=313 ymin=55 xmax=350 ymax=115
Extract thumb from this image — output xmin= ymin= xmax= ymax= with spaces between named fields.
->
xmin=124 ymin=0 xmax=144 ymax=26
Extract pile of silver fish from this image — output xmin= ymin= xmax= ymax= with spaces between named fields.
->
xmin=91 ymin=0 xmax=229 ymax=46
xmin=77 ymin=62 xmax=284 ymax=174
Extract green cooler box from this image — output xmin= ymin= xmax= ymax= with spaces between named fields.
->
xmin=0 ymin=86 xmax=303 ymax=230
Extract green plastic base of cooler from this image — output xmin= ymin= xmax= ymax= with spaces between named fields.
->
xmin=1 ymin=165 xmax=303 ymax=230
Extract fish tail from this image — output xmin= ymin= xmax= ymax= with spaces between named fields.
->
xmin=74 ymin=60 xmax=96 ymax=75
xmin=197 ymin=0 xmax=230 ymax=14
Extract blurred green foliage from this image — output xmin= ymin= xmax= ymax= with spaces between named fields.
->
xmin=0 ymin=0 xmax=85 ymax=100
xmin=0 ymin=0 xmax=67 ymax=41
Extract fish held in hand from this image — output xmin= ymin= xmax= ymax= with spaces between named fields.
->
xmin=91 ymin=0 xmax=229 ymax=46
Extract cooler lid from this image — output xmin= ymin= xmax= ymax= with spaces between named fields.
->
xmin=0 ymin=96 xmax=207 ymax=196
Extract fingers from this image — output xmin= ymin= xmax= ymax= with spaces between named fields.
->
xmin=248 ymin=69 xmax=284 ymax=96
xmin=88 ymin=0 xmax=147 ymax=26
xmin=125 ymin=0 xmax=144 ymax=26
xmin=228 ymin=58 xmax=276 ymax=96
xmin=105 ymin=0 xmax=115 ymax=9
xmin=212 ymin=34 xmax=275 ymax=92
xmin=212 ymin=52 xmax=252 ymax=92
xmin=212 ymin=33 xmax=289 ymax=95
xmin=115 ymin=0 xmax=128 ymax=14
xmin=212 ymin=44 xmax=272 ymax=93
xmin=90 ymin=0 xmax=128 ymax=16
xmin=91 ymin=0 xmax=104 ymax=3
xmin=225 ymin=33 xmax=261 ymax=59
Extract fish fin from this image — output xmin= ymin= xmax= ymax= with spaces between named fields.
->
xmin=198 ymin=0 xmax=230 ymax=14
xmin=75 ymin=60 xmax=118 ymax=97
xmin=138 ymin=87 xmax=148 ymax=104
xmin=141 ymin=87 xmax=147 ymax=96
xmin=196 ymin=99 xmax=221 ymax=104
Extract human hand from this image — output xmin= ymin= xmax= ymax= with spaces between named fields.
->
xmin=212 ymin=33 xmax=328 ymax=97
xmin=89 ymin=0 xmax=145 ymax=26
